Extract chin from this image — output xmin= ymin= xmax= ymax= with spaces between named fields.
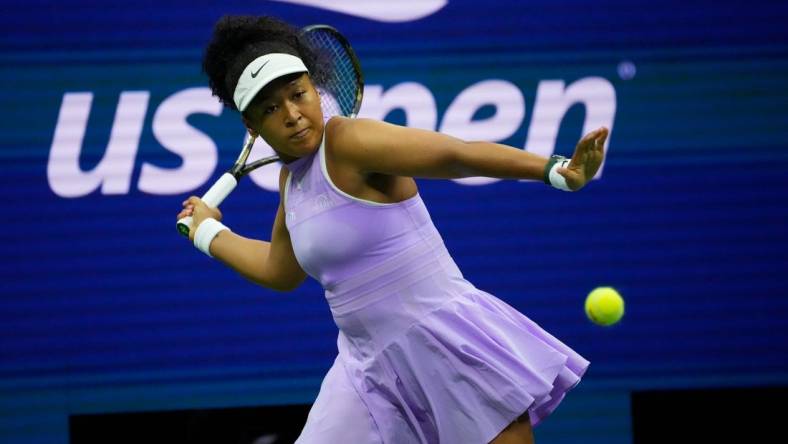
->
xmin=283 ymin=125 xmax=322 ymax=156
xmin=301 ymin=129 xmax=322 ymax=150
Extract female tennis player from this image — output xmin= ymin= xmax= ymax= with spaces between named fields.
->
xmin=178 ymin=15 xmax=607 ymax=444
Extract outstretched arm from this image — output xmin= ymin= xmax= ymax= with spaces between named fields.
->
xmin=329 ymin=117 xmax=607 ymax=191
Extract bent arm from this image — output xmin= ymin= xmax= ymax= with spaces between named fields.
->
xmin=329 ymin=117 xmax=549 ymax=180
xmin=208 ymin=169 xmax=307 ymax=292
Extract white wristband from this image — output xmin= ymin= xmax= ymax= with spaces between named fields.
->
xmin=193 ymin=218 xmax=230 ymax=257
xmin=548 ymin=157 xmax=573 ymax=192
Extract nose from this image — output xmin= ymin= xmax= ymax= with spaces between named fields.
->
xmin=283 ymin=100 xmax=301 ymax=127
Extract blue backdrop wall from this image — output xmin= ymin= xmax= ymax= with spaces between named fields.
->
xmin=2 ymin=1 xmax=787 ymax=443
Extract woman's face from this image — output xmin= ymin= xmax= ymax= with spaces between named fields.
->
xmin=242 ymin=73 xmax=324 ymax=162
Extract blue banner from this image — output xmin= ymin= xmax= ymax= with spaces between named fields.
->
xmin=2 ymin=1 xmax=787 ymax=442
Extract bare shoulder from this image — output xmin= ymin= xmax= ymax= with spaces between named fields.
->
xmin=324 ymin=117 xmax=419 ymax=202
xmin=325 ymin=116 xmax=402 ymax=165
xmin=326 ymin=117 xmax=396 ymax=148
xmin=323 ymin=116 xmax=367 ymax=185
xmin=325 ymin=115 xmax=352 ymax=133
xmin=326 ymin=115 xmax=379 ymax=134
xmin=325 ymin=116 xmax=361 ymax=167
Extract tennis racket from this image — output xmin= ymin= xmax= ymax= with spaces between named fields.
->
xmin=177 ymin=24 xmax=364 ymax=237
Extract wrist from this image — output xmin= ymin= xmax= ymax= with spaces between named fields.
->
xmin=194 ymin=218 xmax=231 ymax=257
xmin=543 ymin=155 xmax=572 ymax=192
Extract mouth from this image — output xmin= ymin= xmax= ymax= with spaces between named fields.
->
xmin=290 ymin=128 xmax=310 ymax=140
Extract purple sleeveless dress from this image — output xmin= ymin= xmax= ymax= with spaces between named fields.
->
xmin=288 ymin=132 xmax=589 ymax=444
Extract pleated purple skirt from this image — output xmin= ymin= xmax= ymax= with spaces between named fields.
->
xmin=296 ymin=261 xmax=588 ymax=443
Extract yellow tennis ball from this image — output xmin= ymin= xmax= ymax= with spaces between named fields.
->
xmin=585 ymin=287 xmax=624 ymax=326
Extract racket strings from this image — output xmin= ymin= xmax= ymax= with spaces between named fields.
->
xmin=303 ymin=29 xmax=361 ymax=118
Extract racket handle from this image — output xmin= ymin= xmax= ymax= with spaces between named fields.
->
xmin=176 ymin=173 xmax=238 ymax=238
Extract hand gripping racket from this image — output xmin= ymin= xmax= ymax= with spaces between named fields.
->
xmin=177 ymin=24 xmax=364 ymax=237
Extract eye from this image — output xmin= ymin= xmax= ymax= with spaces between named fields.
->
xmin=293 ymin=90 xmax=306 ymax=100
xmin=263 ymin=104 xmax=278 ymax=115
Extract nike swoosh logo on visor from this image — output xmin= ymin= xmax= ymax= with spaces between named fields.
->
xmin=251 ymin=61 xmax=270 ymax=78
xmin=269 ymin=0 xmax=447 ymax=23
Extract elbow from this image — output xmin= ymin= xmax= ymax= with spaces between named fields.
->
xmin=255 ymin=272 xmax=304 ymax=293
xmin=268 ymin=280 xmax=301 ymax=293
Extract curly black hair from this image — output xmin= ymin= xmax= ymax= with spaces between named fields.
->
xmin=202 ymin=15 xmax=326 ymax=112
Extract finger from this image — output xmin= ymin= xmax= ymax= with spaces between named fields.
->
xmin=186 ymin=196 xmax=202 ymax=207
xmin=575 ymin=137 xmax=592 ymax=157
xmin=588 ymin=129 xmax=604 ymax=146
xmin=579 ymin=132 xmax=591 ymax=144
xmin=587 ymin=152 xmax=602 ymax=176
xmin=598 ymin=128 xmax=609 ymax=144
xmin=594 ymin=136 xmax=604 ymax=151
xmin=591 ymin=145 xmax=603 ymax=161
xmin=594 ymin=132 xmax=606 ymax=151
xmin=588 ymin=128 xmax=603 ymax=147
xmin=579 ymin=131 xmax=595 ymax=145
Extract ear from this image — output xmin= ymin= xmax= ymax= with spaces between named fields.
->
xmin=241 ymin=114 xmax=258 ymax=138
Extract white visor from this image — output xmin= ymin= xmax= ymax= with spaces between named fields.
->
xmin=233 ymin=53 xmax=309 ymax=112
